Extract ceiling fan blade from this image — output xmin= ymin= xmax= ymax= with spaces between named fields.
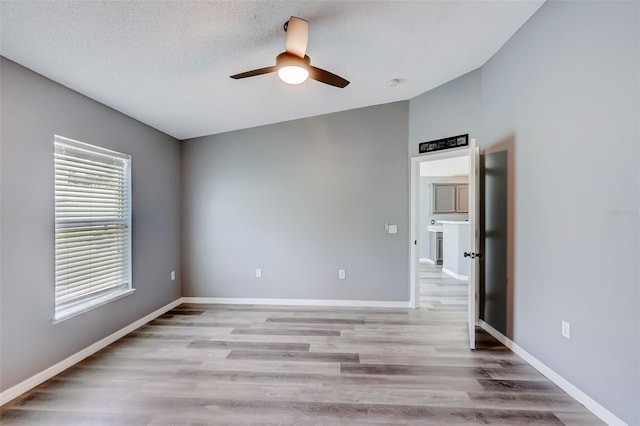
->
xmin=309 ymin=66 xmax=350 ymax=88
xmin=285 ymin=17 xmax=308 ymax=58
xmin=230 ymin=66 xmax=276 ymax=79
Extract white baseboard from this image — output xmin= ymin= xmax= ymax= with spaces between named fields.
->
xmin=478 ymin=320 xmax=627 ymax=426
xmin=419 ymin=258 xmax=434 ymax=265
xmin=0 ymin=298 xmax=182 ymax=407
xmin=181 ymin=297 xmax=411 ymax=309
xmin=441 ymin=267 xmax=468 ymax=281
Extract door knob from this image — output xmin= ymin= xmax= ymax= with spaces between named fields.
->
xmin=464 ymin=252 xmax=483 ymax=259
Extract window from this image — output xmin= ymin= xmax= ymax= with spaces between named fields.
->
xmin=54 ymin=135 xmax=133 ymax=321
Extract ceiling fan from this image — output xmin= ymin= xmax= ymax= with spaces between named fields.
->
xmin=230 ymin=16 xmax=350 ymax=88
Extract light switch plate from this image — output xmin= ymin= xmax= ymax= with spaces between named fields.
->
xmin=562 ymin=321 xmax=571 ymax=339
xmin=256 ymin=268 xmax=262 ymax=278
xmin=171 ymin=271 xmax=175 ymax=281
xmin=338 ymin=269 xmax=346 ymax=280
xmin=388 ymin=224 xmax=398 ymax=234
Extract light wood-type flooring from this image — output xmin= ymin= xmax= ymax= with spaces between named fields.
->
xmin=1 ymin=264 xmax=603 ymax=425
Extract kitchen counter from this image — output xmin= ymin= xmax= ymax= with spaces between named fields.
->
xmin=437 ymin=221 xmax=470 ymax=280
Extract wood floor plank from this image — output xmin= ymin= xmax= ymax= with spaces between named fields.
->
xmin=266 ymin=317 xmax=365 ymax=325
xmin=188 ymin=359 xmax=342 ymax=375
xmin=227 ymin=349 xmax=359 ymax=363
xmin=357 ymin=353 xmax=505 ymax=368
xmin=124 ymin=332 xmax=229 ymax=341
xmin=232 ymin=328 xmax=341 ymax=336
xmin=150 ymin=319 xmax=252 ymax=328
xmin=0 ymin=409 xmax=152 ymax=425
xmin=249 ymin=321 xmax=353 ymax=330
xmin=477 ymin=379 xmax=565 ymax=394
xmin=188 ymin=340 xmax=310 ymax=351
xmin=340 ymin=363 xmax=491 ymax=378
xmin=552 ymin=411 xmax=607 ymax=426
xmin=466 ymin=391 xmax=590 ymax=412
xmin=310 ymin=342 xmax=440 ymax=356
xmin=165 ymin=309 xmax=204 ymax=316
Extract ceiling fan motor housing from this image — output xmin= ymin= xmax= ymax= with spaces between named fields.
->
xmin=276 ymin=52 xmax=311 ymax=70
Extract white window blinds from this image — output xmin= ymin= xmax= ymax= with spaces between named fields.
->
xmin=54 ymin=135 xmax=132 ymax=321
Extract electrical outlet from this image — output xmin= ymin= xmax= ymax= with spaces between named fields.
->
xmin=338 ymin=269 xmax=346 ymax=280
xmin=171 ymin=271 xmax=175 ymax=281
xmin=562 ymin=321 xmax=571 ymax=339
xmin=256 ymin=268 xmax=262 ymax=278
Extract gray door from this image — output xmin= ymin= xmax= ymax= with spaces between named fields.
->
xmin=479 ymin=150 xmax=508 ymax=335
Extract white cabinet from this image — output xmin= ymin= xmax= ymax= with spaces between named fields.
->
xmin=429 ymin=231 xmax=443 ymax=265
xmin=433 ymin=184 xmax=468 ymax=213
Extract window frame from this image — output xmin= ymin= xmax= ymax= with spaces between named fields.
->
xmin=53 ymin=135 xmax=134 ymax=323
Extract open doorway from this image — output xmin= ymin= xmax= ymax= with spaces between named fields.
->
xmin=416 ymin=156 xmax=470 ymax=313
xmin=410 ymin=144 xmax=480 ymax=349
xmin=410 ymin=148 xmax=473 ymax=307
xmin=410 ymin=139 xmax=513 ymax=350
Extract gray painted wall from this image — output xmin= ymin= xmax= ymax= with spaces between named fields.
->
xmin=0 ymin=58 xmax=182 ymax=392
xmin=409 ymin=69 xmax=481 ymax=157
xmin=480 ymin=1 xmax=639 ymax=423
xmin=182 ymin=102 xmax=409 ymax=302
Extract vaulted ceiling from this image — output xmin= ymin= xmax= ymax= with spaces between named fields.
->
xmin=0 ymin=1 xmax=544 ymax=140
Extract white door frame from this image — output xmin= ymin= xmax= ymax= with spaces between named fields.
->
xmin=409 ymin=146 xmax=473 ymax=309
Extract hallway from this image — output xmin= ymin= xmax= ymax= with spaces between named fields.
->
xmin=419 ymin=262 xmax=469 ymax=313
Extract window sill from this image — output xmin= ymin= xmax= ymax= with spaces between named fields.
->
xmin=53 ymin=288 xmax=136 ymax=324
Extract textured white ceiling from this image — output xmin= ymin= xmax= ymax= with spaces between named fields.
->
xmin=0 ymin=1 xmax=544 ymax=140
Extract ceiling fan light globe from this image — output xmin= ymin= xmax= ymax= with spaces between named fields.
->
xmin=278 ymin=66 xmax=309 ymax=84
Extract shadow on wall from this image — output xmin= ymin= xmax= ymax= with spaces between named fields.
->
xmin=479 ymin=135 xmax=515 ymax=339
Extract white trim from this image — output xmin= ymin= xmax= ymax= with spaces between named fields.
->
xmin=419 ymin=258 xmax=434 ymax=265
xmin=0 ymin=298 xmax=182 ymax=407
xmin=409 ymin=148 xmax=472 ymax=310
xmin=409 ymin=155 xmax=419 ymax=309
xmin=53 ymin=288 xmax=136 ymax=324
xmin=181 ymin=297 xmax=410 ymax=309
xmin=478 ymin=320 xmax=627 ymax=426
xmin=441 ymin=267 xmax=468 ymax=281
xmin=54 ymin=134 xmax=130 ymax=159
